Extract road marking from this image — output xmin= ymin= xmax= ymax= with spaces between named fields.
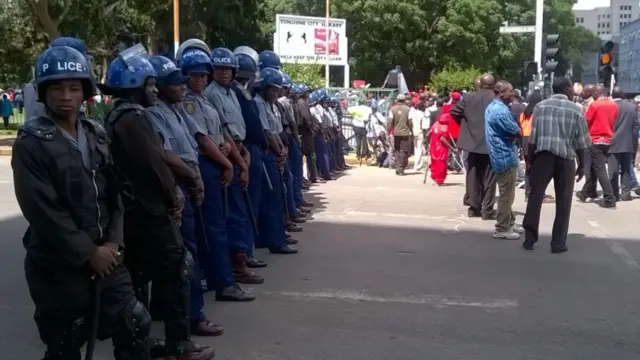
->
xmin=0 ymin=180 xmax=11 ymax=184
xmin=588 ymin=220 xmax=640 ymax=270
xmin=260 ymin=290 xmax=518 ymax=309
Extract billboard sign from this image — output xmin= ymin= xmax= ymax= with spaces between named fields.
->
xmin=274 ymin=14 xmax=349 ymax=66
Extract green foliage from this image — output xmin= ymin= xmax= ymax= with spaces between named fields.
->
xmin=429 ymin=66 xmax=482 ymax=94
xmin=282 ymin=64 xmax=325 ymax=88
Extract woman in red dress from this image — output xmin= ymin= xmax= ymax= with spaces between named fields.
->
xmin=429 ymin=113 xmax=453 ymax=185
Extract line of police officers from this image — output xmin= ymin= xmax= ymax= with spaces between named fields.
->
xmin=12 ymin=37 xmax=348 ymax=360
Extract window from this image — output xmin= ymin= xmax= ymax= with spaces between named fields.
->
xmin=607 ymin=22 xmax=611 ymax=27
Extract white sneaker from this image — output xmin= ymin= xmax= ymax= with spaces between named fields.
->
xmin=493 ymin=230 xmax=521 ymax=240
xmin=511 ymin=224 xmax=524 ymax=234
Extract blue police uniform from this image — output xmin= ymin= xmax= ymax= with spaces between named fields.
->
xmin=147 ymin=55 xmax=211 ymax=326
xmin=182 ymin=48 xmax=263 ymax=292
xmin=252 ymin=67 xmax=297 ymax=254
xmin=278 ymin=94 xmax=304 ymax=211
xmin=205 ymin=48 xmax=257 ymax=264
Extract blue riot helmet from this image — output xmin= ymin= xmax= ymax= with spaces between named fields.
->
xmin=281 ymin=72 xmax=292 ymax=89
xmin=235 ymin=53 xmax=258 ymax=81
xmin=180 ymin=49 xmax=213 ymax=75
xmin=233 ymin=46 xmax=259 ymax=67
xmin=148 ymin=56 xmax=187 ymax=87
xmin=290 ymin=84 xmax=302 ymax=95
xmin=101 ymin=44 xmax=155 ymax=95
xmin=50 ymin=37 xmax=88 ymax=56
xmin=256 ymin=67 xmax=284 ymax=89
xmin=308 ymin=91 xmax=318 ymax=106
xmin=316 ymin=88 xmax=329 ymax=102
xmin=35 ymin=46 xmax=95 ymax=101
xmin=211 ymin=47 xmax=238 ymax=69
xmin=300 ymin=84 xmax=310 ymax=94
xmin=258 ymin=50 xmax=281 ymax=70
xmin=176 ymin=39 xmax=211 ymax=66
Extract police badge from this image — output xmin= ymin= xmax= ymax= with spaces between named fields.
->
xmin=184 ymin=101 xmax=196 ymax=114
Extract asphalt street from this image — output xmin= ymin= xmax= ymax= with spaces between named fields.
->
xmin=1 ymin=156 xmax=640 ymax=359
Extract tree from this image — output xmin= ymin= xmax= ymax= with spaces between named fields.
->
xmin=429 ymin=66 xmax=482 ymax=94
xmin=27 ymin=0 xmax=73 ymax=39
xmin=282 ymin=63 xmax=325 ymax=88
xmin=0 ymin=3 xmax=41 ymax=87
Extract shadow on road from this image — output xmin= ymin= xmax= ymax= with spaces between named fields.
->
xmin=2 ymin=208 xmax=640 ymax=359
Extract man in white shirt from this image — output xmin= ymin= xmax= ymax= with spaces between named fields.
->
xmin=410 ymin=104 xmax=429 ymax=170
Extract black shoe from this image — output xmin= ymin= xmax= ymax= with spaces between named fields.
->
xmin=575 ymin=192 xmax=588 ymax=203
xmin=467 ymin=208 xmax=481 ymax=218
xmin=634 ymin=187 xmax=640 ymax=196
xmin=522 ymin=240 xmax=535 ymax=251
xmin=599 ymin=202 xmax=616 ymax=209
xmin=255 ymin=243 xmax=267 ymax=249
xmin=550 ymin=246 xmax=568 ymax=254
xmin=246 ymin=256 xmax=267 ymax=268
xmin=270 ymin=245 xmax=298 ymax=254
xmin=481 ymin=210 xmax=497 ymax=220
xmin=292 ymin=215 xmax=307 ymax=224
xmin=286 ymin=237 xmax=299 ymax=245
xmin=286 ymin=223 xmax=303 ymax=232
xmin=149 ymin=338 xmax=166 ymax=359
xmin=215 ymin=284 xmax=255 ymax=302
xmin=620 ymin=193 xmax=633 ymax=201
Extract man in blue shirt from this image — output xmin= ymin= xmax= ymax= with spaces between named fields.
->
xmin=485 ymin=81 xmax=523 ymax=240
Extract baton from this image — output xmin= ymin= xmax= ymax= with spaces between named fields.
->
xmin=422 ymin=147 xmax=430 ymax=184
xmin=195 ymin=205 xmax=211 ymax=254
xmin=278 ymin=167 xmax=291 ymax=221
xmin=262 ymin=162 xmax=274 ymax=191
xmin=85 ymin=280 xmax=101 ymax=360
xmin=242 ymin=188 xmax=259 ymax=237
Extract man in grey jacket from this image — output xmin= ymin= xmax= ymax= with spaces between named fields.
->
xmin=609 ymin=87 xmax=640 ymax=201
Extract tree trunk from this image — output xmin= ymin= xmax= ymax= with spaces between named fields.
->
xmin=27 ymin=0 xmax=73 ymax=41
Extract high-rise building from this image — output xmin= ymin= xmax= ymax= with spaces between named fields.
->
xmin=573 ymin=0 xmax=640 ymax=40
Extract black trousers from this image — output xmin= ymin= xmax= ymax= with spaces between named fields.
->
xmin=580 ymin=144 xmax=616 ymax=205
xmin=466 ymin=152 xmax=496 ymax=214
xmin=123 ymin=207 xmax=191 ymax=351
xmin=354 ymin=126 xmax=369 ymax=158
xmin=523 ymin=151 xmax=575 ymax=248
xmin=25 ymin=259 xmax=146 ymax=360
xmin=608 ymin=152 xmax=633 ymax=198
xmin=462 ymin=151 xmax=470 ymax=206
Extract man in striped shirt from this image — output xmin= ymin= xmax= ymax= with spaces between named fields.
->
xmin=522 ymin=77 xmax=591 ymax=254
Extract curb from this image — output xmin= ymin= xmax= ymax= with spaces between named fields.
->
xmin=0 ymin=147 xmax=11 ymax=156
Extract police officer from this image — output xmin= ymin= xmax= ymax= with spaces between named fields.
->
xmin=24 ymin=36 xmax=92 ymax=119
xmin=13 ymin=46 xmax=151 ymax=360
xmin=204 ymin=47 xmax=266 ymax=284
xmin=295 ymin=84 xmax=322 ymax=183
xmin=101 ymin=49 xmax=214 ymax=359
xmin=179 ymin=46 xmax=261 ymax=299
xmin=327 ymin=96 xmax=347 ymax=170
xmin=146 ymin=55 xmax=218 ymax=359
xmin=231 ymin=46 xmax=272 ymax=267
xmin=254 ymin=66 xmax=299 ymax=254
xmin=286 ymin=84 xmax=315 ymax=209
xmin=310 ymin=89 xmax=334 ymax=180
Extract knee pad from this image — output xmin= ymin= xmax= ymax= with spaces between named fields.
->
xmin=180 ymin=249 xmax=195 ymax=282
xmin=124 ymin=298 xmax=152 ymax=340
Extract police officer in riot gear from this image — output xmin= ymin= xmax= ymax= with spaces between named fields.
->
xmin=179 ymin=46 xmax=259 ymax=301
xmin=231 ymin=46 xmax=271 ymax=267
xmin=24 ymin=36 xmax=92 ymax=120
xmin=13 ymin=46 xmax=151 ymax=360
xmin=205 ymin=47 xmax=266 ymax=286
xmin=254 ymin=67 xmax=298 ymax=254
xmin=295 ymin=84 xmax=322 ymax=183
xmin=144 ymin=55 xmax=219 ymax=357
xmin=101 ymin=49 xmax=213 ymax=360
xmin=310 ymin=89 xmax=334 ymax=180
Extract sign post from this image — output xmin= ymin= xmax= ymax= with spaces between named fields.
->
xmin=273 ymin=14 xmax=349 ymax=88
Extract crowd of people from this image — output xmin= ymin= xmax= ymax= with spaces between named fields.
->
xmin=12 ymin=36 xmax=350 ymax=360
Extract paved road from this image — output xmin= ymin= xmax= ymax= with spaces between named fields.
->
xmin=2 ymin=157 xmax=640 ymax=359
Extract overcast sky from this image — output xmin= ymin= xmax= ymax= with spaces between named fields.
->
xmin=572 ymin=0 xmax=611 ymax=11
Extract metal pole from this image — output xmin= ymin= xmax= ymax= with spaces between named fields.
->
xmin=173 ymin=0 xmax=180 ymax=58
xmin=325 ymin=0 xmax=330 ymax=88
xmin=534 ymin=0 xmax=544 ymax=77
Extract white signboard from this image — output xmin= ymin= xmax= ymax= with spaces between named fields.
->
xmin=499 ymin=25 xmax=535 ymax=34
xmin=273 ymin=14 xmax=349 ymax=66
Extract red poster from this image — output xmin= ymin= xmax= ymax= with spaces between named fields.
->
xmin=314 ymin=28 xmax=339 ymax=56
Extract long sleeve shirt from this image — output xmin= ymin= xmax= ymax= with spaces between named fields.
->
xmin=485 ymin=99 xmax=521 ymax=173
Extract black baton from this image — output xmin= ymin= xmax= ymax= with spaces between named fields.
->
xmin=242 ymin=188 xmax=259 ymax=237
xmin=195 ymin=205 xmax=210 ymax=254
xmin=278 ymin=167 xmax=291 ymax=221
xmin=85 ymin=280 xmax=101 ymax=360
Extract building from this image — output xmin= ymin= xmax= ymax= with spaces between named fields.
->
xmin=573 ymin=0 xmax=640 ymax=40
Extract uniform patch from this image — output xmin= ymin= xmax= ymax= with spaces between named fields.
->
xmin=184 ymin=101 xmax=196 ymax=114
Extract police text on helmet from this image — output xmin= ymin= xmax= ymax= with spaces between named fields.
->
xmin=42 ymin=62 xmax=85 ymax=73
xmin=213 ymin=57 xmax=233 ymax=64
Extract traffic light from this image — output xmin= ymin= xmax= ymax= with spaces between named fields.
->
xmin=544 ymin=34 xmax=560 ymax=74
xmin=599 ymin=41 xmax=615 ymax=87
